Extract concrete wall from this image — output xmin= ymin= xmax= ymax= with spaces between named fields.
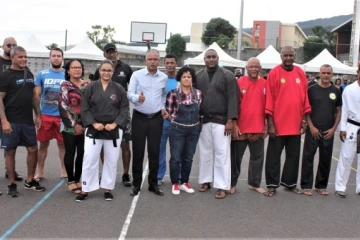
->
xmin=190 ymin=23 xmax=207 ymax=44
xmin=265 ymin=21 xmax=281 ymax=48
xmin=280 ymin=25 xmax=306 ymax=48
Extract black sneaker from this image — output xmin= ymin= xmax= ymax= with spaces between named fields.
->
xmin=7 ymin=183 xmax=18 ymax=197
xmin=5 ymin=171 xmax=24 ymax=181
xmin=75 ymin=194 xmax=88 ymax=202
xmin=122 ymin=174 xmax=132 ymax=187
xmin=104 ymin=192 xmax=113 ymax=201
xmin=24 ymin=180 xmax=45 ymax=191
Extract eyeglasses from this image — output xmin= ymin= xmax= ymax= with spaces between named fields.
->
xmin=6 ymin=44 xmax=17 ymax=48
xmin=100 ymin=69 xmax=113 ymax=73
xmin=70 ymin=67 xmax=82 ymax=70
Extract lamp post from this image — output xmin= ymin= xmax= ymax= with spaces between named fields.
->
xmin=236 ymin=0 xmax=244 ymax=60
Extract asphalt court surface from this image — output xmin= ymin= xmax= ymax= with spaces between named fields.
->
xmin=0 ymin=131 xmax=360 ymax=239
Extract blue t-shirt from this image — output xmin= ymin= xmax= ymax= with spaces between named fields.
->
xmin=164 ymin=77 xmax=178 ymax=127
xmin=35 ymin=68 xmax=65 ymax=116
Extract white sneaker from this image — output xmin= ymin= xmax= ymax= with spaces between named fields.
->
xmin=180 ymin=182 xmax=195 ymax=193
xmin=172 ymin=184 xmax=180 ymax=195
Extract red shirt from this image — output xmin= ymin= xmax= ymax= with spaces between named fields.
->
xmin=236 ymin=76 xmax=267 ymax=134
xmin=265 ymin=65 xmax=311 ymax=136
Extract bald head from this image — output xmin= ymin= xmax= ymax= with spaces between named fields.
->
xmin=204 ymin=49 xmax=219 ymax=69
xmin=280 ymin=46 xmax=295 ymax=68
xmin=246 ymin=57 xmax=261 ymax=80
xmin=2 ymin=37 xmax=17 ymax=59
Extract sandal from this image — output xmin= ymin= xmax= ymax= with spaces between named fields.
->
xmin=302 ymin=189 xmax=313 ymax=196
xmin=284 ymin=187 xmax=303 ymax=194
xmin=215 ymin=189 xmax=226 ymax=199
xmin=67 ymin=181 xmax=82 ymax=194
xmin=198 ymin=183 xmax=211 ymax=192
xmin=226 ymin=186 xmax=236 ymax=194
xmin=314 ymin=188 xmax=328 ymax=196
xmin=263 ymin=187 xmax=277 ymax=197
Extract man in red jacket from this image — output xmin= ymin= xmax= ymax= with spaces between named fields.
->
xmin=264 ymin=46 xmax=311 ymax=197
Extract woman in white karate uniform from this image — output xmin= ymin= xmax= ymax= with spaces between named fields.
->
xmin=76 ymin=60 xmax=129 ymax=202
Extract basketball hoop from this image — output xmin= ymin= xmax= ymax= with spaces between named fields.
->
xmin=144 ymin=39 xmax=152 ymax=50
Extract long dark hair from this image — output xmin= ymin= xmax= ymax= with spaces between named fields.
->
xmin=64 ymin=59 xmax=85 ymax=80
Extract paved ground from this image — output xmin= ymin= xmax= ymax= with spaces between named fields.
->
xmin=0 ymin=131 xmax=359 ymax=239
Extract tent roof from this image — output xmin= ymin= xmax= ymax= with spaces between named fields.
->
xmin=303 ymin=49 xmax=357 ymax=74
xmin=64 ymin=37 xmax=104 ymax=60
xmin=256 ymin=45 xmax=281 ymax=69
xmin=184 ymin=42 xmax=246 ymax=68
xmin=22 ymin=35 xmax=50 ymax=58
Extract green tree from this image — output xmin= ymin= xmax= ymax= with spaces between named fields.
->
xmin=166 ymin=34 xmax=186 ymax=59
xmin=46 ymin=43 xmax=59 ymax=50
xmin=303 ymin=37 xmax=328 ymax=62
xmin=201 ymin=18 xmax=237 ymax=48
xmin=87 ymin=25 xmax=116 ymax=50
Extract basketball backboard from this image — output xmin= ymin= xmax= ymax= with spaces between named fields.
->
xmin=130 ymin=22 xmax=167 ymax=44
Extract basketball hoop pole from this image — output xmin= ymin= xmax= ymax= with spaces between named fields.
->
xmin=146 ymin=40 xmax=151 ymax=50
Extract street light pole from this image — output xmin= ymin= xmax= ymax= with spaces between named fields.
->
xmin=236 ymin=0 xmax=244 ymax=60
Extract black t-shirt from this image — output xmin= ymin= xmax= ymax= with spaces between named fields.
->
xmin=308 ymin=84 xmax=342 ymax=131
xmin=0 ymin=68 xmax=35 ymax=123
xmin=93 ymin=60 xmax=133 ymax=91
xmin=0 ymin=56 xmax=12 ymax=75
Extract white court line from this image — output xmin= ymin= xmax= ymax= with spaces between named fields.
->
xmin=118 ymin=161 xmax=149 ymax=240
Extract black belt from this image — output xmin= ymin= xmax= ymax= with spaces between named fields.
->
xmin=134 ymin=110 xmax=161 ymax=119
xmin=204 ymin=113 xmax=226 ymax=120
xmin=347 ymin=119 xmax=360 ymax=153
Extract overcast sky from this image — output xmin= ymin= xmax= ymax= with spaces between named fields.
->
xmin=0 ymin=0 xmax=353 ymax=46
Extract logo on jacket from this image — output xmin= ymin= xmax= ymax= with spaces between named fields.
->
xmin=329 ymin=93 xmax=336 ymax=100
xmin=242 ymin=88 xmax=246 ymax=94
xmin=281 ymin=78 xmax=286 ymax=84
xmin=119 ymin=71 xmax=125 ymax=77
xmin=296 ymin=78 xmax=300 ymax=84
xmin=110 ymin=94 xmax=117 ymax=101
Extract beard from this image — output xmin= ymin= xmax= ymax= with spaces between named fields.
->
xmin=4 ymin=51 xmax=10 ymax=57
xmin=51 ymin=63 xmax=62 ymax=69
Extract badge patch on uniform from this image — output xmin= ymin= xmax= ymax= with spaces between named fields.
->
xmin=242 ymin=88 xmax=246 ymax=94
xmin=110 ymin=94 xmax=117 ymax=101
xmin=119 ymin=71 xmax=125 ymax=76
xmin=281 ymin=78 xmax=286 ymax=84
xmin=263 ymin=88 xmax=266 ymax=95
xmin=329 ymin=93 xmax=336 ymax=100
xmin=295 ymin=78 xmax=301 ymax=84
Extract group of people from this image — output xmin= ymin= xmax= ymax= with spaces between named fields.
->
xmin=1 ymin=36 xmax=359 ymax=201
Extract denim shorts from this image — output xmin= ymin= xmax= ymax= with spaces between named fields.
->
xmin=1 ymin=123 xmax=37 ymax=149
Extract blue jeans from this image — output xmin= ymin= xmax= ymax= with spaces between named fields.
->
xmin=157 ymin=124 xmax=169 ymax=180
xmin=169 ymin=124 xmax=200 ymax=184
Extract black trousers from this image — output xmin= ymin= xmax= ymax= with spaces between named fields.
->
xmin=230 ymin=138 xmax=264 ymax=188
xmin=62 ymin=132 xmax=84 ymax=183
xmin=132 ymin=111 xmax=163 ymax=187
xmin=300 ymin=129 xmax=334 ymax=189
xmin=265 ymin=135 xmax=301 ymax=189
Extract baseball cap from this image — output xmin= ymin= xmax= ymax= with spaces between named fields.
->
xmin=104 ymin=43 xmax=117 ymax=52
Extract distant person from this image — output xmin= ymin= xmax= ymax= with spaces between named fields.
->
xmin=93 ymin=43 xmax=133 ymax=187
xmin=0 ymin=46 xmax=45 ymax=197
xmin=234 ymin=68 xmax=243 ymax=78
xmin=308 ymin=75 xmax=319 ymax=87
xmin=300 ymin=64 xmax=341 ymax=196
xmin=34 ymin=48 xmax=66 ymax=181
xmin=334 ymin=78 xmax=341 ymax=91
xmin=0 ymin=37 xmax=23 ymax=184
xmin=263 ymin=46 xmax=311 ymax=197
xmin=334 ymin=68 xmax=360 ymax=198
xmin=340 ymin=75 xmax=349 ymax=93
xmin=88 ymin=73 xmax=94 ymax=81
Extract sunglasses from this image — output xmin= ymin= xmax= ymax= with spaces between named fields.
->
xmin=6 ymin=44 xmax=17 ymax=48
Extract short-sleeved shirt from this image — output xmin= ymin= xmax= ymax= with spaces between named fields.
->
xmin=0 ymin=57 xmax=12 ymax=75
xmin=163 ymin=77 xmax=178 ymax=127
xmin=308 ymin=84 xmax=342 ymax=131
xmin=0 ymin=68 xmax=35 ymax=123
xmin=35 ymin=68 xmax=65 ymax=116
xmin=93 ymin=60 xmax=133 ymax=91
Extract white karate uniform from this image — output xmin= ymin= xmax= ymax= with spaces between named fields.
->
xmin=335 ymin=82 xmax=360 ymax=193
xmin=198 ymin=122 xmax=231 ymax=190
xmin=82 ymin=129 xmax=123 ymax=192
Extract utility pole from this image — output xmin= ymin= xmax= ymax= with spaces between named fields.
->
xmin=64 ymin=29 xmax=68 ymax=51
xmin=236 ymin=0 xmax=244 ymax=60
xmin=350 ymin=0 xmax=360 ymax=67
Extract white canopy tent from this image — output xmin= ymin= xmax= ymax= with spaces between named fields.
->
xmin=303 ymin=49 xmax=357 ymax=74
xmin=184 ymin=42 xmax=246 ymax=68
xmin=256 ymin=45 xmax=281 ymax=69
xmin=21 ymin=35 xmax=49 ymax=58
xmin=64 ymin=37 xmax=104 ymax=60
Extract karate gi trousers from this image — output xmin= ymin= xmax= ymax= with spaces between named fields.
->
xmin=198 ymin=122 xmax=231 ymax=190
xmin=265 ymin=135 xmax=301 ymax=189
xmin=335 ymin=123 xmax=360 ymax=193
xmin=82 ymin=129 xmax=122 ymax=192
